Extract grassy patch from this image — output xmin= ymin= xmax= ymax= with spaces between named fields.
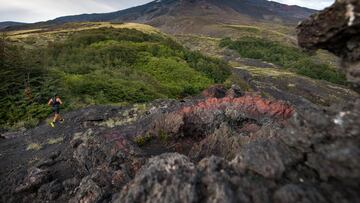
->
xmin=223 ymin=25 xmax=261 ymax=34
xmin=158 ymin=130 xmax=170 ymax=142
xmin=48 ymin=137 xmax=64 ymax=145
xmin=134 ymin=103 xmax=147 ymax=111
xmin=224 ymin=73 xmax=251 ymax=91
xmin=26 ymin=143 xmax=42 ymax=151
xmin=134 ymin=131 xmax=171 ymax=147
xmin=8 ymin=22 xmax=162 ymax=42
xmin=221 ymin=24 xmax=296 ymax=46
xmin=175 ymin=35 xmax=224 ymax=60
xmin=134 ymin=134 xmax=152 ymax=147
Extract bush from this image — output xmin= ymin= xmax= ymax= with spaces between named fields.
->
xmin=183 ymin=51 xmax=231 ymax=83
xmin=136 ymin=57 xmax=212 ymax=97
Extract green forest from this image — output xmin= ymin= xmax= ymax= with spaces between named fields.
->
xmin=220 ymin=37 xmax=346 ymax=85
xmin=0 ymin=28 xmax=231 ymax=129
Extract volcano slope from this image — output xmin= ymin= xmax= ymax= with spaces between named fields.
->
xmin=1 ymin=3 xmax=360 ymax=203
xmin=0 ymin=82 xmax=359 ymax=203
xmin=0 ymin=80 xmax=359 ymax=202
xmin=3 ymin=0 xmax=315 ymax=35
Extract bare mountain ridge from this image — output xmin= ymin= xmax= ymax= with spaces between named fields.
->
xmin=51 ymin=0 xmax=316 ymax=23
xmin=0 ymin=21 xmax=27 ymax=30
xmin=2 ymin=0 xmax=316 ymax=32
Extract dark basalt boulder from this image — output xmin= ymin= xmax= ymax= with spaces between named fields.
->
xmin=202 ymin=84 xmax=227 ymax=98
xmin=297 ymin=0 xmax=360 ymax=89
xmin=15 ymin=167 xmax=51 ymax=193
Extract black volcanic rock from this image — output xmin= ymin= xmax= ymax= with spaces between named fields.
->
xmin=297 ymin=0 xmax=360 ymax=90
xmin=1 ymin=83 xmax=359 ymax=202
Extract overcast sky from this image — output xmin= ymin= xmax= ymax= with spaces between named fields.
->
xmin=0 ymin=0 xmax=335 ymax=23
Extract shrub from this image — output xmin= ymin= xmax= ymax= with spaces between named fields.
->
xmin=135 ymin=57 xmax=212 ymax=97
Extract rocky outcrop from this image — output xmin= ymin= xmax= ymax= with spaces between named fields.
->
xmin=115 ymin=153 xmax=198 ymax=203
xmin=15 ymin=167 xmax=51 ymax=193
xmin=114 ymin=153 xmax=277 ymax=203
xmin=1 ymin=82 xmax=358 ymax=203
xmin=297 ymin=0 xmax=360 ymax=89
xmin=115 ymin=96 xmax=360 ymax=203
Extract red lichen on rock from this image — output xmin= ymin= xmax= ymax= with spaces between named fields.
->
xmin=238 ymin=123 xmax=262 ymax=133
xmin=104 ymin=132 xmax=131 ymax=151
xmin=181 ymin=95 xmax=294 ymax=120
xmin=149 ymin=95 xmax=294 ymax=139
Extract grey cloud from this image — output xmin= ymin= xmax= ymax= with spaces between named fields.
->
xmin=272 ymin=0 xmax=335 ymax=10
xmin=0 ymin=8 xmax=36 ymax=22
xmin=0 ymin=0 xmax=153 ymax=22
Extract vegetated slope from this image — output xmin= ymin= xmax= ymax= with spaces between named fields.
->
xmin=0 ymin=24 xmax=231 ymax=129
xmin=174 ymin=29 xmax=345 ymax=88
xmin=2 ymin=0 xmax=316 ymax=34
xmin=220 ymin=37 xmax=346 ymax=84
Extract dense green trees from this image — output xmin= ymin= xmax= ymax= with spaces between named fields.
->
xmin=0 ymin=33 xmax=54 ymax=128
xmin=220 ymin=37 xmax=346 ymax=85
xmin=0 ymin=28 xmax=231 ymax=129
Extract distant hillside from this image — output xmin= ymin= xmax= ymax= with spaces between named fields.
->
xmin=0 ymin=21 xmax=27 ymax=29
xmin=50 ymin=0 xmax=316 ymax=24
xmin=1 ymin=0 xmax=316 ymax=34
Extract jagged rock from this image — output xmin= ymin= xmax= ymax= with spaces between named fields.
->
xmin=329 ymin=99 xmax=360 ymax=138
xmin=197 ymin=156 xmax=245 ymax=203
xmin=202 ymin=84 xmax=227 ymax=98
xmin=0 ymin=132 xmax=22 ymax=139
xmin=115 ymin=153 xmax=198 ymax=203
xmin=226 ymin=84 xmax=244 ymax=98
xmin=15 ymin=167 xmax=51 ymax=193
xmin=36 ymin=151 xmax=61 ymax=168
xmin=307 ymin=139 xmax=360 ymax=180
xmin=111 ymin=169 xmax=131 ymax=187
xmin=297 ymin=0 xmax=360 ymax=89
xmin=231 ymin=140 xmax=286 ymax=179
xmin=70 ymin=176 xmax=103 ymax=203
xmin=38 ymin=180 xmax=64 ymax=201
xmin=62 ymin=178 xmax=80 ymax=192
xmin=273 ymin=184 xmax=327 ymax=203
xmin=115 ymin=153 xmax=280 ymax=203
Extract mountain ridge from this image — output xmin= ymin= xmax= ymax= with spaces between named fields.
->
xmin=1 ymin=0 xmax=316 ymax=32
xmin=0 ymin=21 xmax=27 ymax=29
